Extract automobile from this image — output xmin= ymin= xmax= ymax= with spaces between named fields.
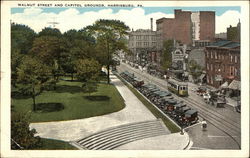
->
xmin=203 ymin=93 xmax=211 ymax=100
xmin=180 ymin=109 xmax=199 ymax=126
xmin=196 ymin=87 xmax=207 ymax=96
xmin=134 ymin=64 xmax=139 ymax=69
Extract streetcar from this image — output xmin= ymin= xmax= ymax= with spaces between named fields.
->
xmin=167 ymin=78 xmax=188 ymax=97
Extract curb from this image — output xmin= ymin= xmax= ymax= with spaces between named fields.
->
xmin=183 ymin=133 xmax=191 ymax=150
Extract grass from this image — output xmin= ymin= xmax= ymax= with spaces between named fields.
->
xmin=12 ymin=79 xmax=125 ymax=122
xmin=117 ymin=75 xmax=180 ymax=133
xmin=36 ymin=138 xmax=78 ymax=150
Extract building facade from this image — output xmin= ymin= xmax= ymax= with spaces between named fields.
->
xmin=205 ymin=41 xmax=240 ymax=88
xmin=156 ymin=9 xmax=215 ymax=47
xmin=128 ymin=29 xmax=157 ymax=65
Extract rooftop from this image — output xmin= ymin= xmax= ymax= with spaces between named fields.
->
xmin=207 ymin=40 xmax=240 ymax=49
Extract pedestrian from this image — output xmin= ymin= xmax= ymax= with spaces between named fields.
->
xmin=201 ymin=119 xmax=207 ymax=131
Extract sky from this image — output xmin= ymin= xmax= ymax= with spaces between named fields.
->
xmin=11 ymin=6 xmax=241 ymax=34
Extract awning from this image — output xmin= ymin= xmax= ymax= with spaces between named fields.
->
xmin=228 ymin=80 xmax=241 ymax=90
xmin=220 ymin=81 xmax=228 ymax=89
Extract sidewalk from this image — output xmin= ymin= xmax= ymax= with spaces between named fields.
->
xmin=115 ymin=132 xmax=190 ymax=150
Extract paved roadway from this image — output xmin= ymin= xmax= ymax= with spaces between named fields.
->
xmin=117 ymin=62 xmax=241 ymax=150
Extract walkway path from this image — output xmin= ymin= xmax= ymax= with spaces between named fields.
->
xmin=30 ymin=74 xmax=189 ymax=150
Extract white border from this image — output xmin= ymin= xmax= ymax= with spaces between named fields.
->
xmin=1 ymin=1 xmax=249 ymax=157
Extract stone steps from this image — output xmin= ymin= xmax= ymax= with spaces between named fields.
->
xmin=72 ymin=119 xmax=168 ymax=150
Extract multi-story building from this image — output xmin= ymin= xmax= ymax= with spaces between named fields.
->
xmin=128 ymin=29 xmax=157 ymax=65
xmin=215 ymin=32 xmax=227 ymax=40
xmin=128 ymin=19 xmax=157 ymax=65
xmin=156 ymin=9 xmax=215 ymax=47
xmin=227 ymin=20 xmax=241 ymax=42
xmin=205 ymin=40 xmax=240 ymax=88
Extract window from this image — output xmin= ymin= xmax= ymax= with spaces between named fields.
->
xmin=211 ymin=76 xmax=213 ymax=84
xmin=235 ymin=56 xmax=237 ymax=63
xmin=211 ymin=51 xmax=213 ymax=58
xmin=230 ymin=55 xmax=233 ymax=62
xmin=215 ymin=52 xmax=217 ymax=59
xmin=207 ymin=63 xmax=209 ymax=70
xmin=235 ymin=68 xmax=237 ymax=76
xmin=210 ymin=64 xmax=213 ymax=71
xmin=207 ymin=75 xmax=210 ymax=83
xmin=230 ymin=66 xmax=234 ymax=75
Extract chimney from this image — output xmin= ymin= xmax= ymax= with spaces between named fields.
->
xmin=150 ymin=18 xmax=153 ymax=31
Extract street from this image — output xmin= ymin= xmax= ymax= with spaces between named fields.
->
xmin=117 ymin=62 xmax=241 ymax=149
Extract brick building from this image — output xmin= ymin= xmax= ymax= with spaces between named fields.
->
xmin=156 ymin=9 xmax=215 ymax=47
xmin=199 ymin=11 xmax=215 ymax=41
xmin=205 ymin=40 xmax=240 ymax=88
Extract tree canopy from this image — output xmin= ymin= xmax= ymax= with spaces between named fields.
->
xmin=17 ymin=56 xmax=51 ymax=110
xmin=75 ymin=58 xmax=101 ymax=82
xmin=11 ymin=23 xmax=36 ymax=54
xmin=161 ymin=40 xmax=174 ymax=71
xmin=38 ymin=27 xmax=62 ymax=37
xmin=11 ymin=111 xmax=41 ymax=149
xmin=86 ymin=19 xmax=130 ymax=83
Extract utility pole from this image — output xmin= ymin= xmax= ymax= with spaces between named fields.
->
xmin=47 ymin=17 xmax=59 ymax=28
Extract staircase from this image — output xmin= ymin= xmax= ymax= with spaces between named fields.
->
xmin=71 ymin=119 xmax=168 ymax=150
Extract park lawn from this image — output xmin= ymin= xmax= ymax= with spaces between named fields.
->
xmin=12 ymin=80 xmax=125 ymax=122
xmin=35 ymin=138 xmax=78 ymax=150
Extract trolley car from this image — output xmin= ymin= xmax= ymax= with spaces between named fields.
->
xmin=167 ymin=78 xmax=188 ymax=97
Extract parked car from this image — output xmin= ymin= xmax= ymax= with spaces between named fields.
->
xmin=203 ymin=93 xmax=211 ymax=100
xmin=196 ymin=86 xmax=207 ymax=96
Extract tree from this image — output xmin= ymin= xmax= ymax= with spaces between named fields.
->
xmin=75 ymin=59 xmax=101 ymax=96
xmin=82 ymin=81 xmax=98 ymax=96
xmin=161 ymin=40 xmax=174 ymax=71
xmin=11 ymin=23 xmax=36 ymax=54
xmin=11 ymin=111 xmax=41 ymax=149
xmin=188 ymin=60 xmax=202 ymax=82
xmin=75 ymin=58 xmax=101 ymax=82
xmin=38 ymin=27 xmax=62 ymax=37
xmin=29 ymin=36 xmax=69 ymax=89
xmin=11 ymin=23 xmax=36 ymax=87
xmin=17 ymin=56 xmax=51 ymax=111
xmin=11 ymin=48 xmax=24 ymax=87
xmin=62 ymin=29 xmax=98 ymax=81
xmin=86 ymin=19 xmax=130 ymax=84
